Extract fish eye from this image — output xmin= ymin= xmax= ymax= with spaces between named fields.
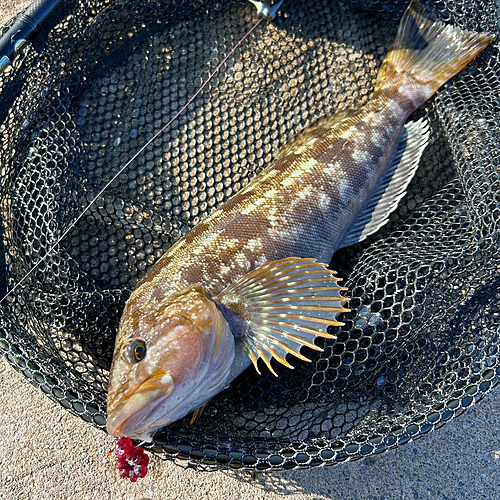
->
xmin=123 ymin=338 xmax=147 ymax=364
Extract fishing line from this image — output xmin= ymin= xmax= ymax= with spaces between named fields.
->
xmin=0 ymin=15 xmax=264 ymax=305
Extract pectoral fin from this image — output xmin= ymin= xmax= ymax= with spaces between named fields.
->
xmin=216 ymin=257 xmax=349 ymax=376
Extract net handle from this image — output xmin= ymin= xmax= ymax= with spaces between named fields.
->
xmin=0 ymin=0 xmax=63 ymax=74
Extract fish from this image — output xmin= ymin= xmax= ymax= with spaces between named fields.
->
xmin=106 ymin=0 xmax=494 ymax=442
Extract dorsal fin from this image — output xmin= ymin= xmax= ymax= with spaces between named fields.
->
xmin=277 ymin=108 xmax=358 ymax=158
xmin=339 ymin=117 xmax=430 ymax=249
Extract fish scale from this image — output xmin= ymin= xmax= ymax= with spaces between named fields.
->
xmin=130 ymin=86 xmax=420 ymax=298
xmin=106 ymin=0 xmax=494 ymax=442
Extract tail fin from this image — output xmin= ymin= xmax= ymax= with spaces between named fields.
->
xmin=375 ymin=0 xmax=494 ymax=96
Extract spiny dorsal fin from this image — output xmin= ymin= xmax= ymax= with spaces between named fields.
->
xmin=339 ymin=117 xmax=430 ymax=249
xmin=216 ymin=257 xmax=349 ymax=376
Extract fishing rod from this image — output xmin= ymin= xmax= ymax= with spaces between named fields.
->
xmin=0 ymin=0 xmax=284 ymax=304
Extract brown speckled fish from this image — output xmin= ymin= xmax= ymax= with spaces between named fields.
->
xmin=106 ymin=1 xmax=494 ymax=441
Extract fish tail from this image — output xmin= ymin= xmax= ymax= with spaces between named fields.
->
xmin=375 ymin=0 xmax=494 ymax=100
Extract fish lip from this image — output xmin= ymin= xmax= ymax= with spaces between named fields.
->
xmin=107 ymin=385 xmax=173 ymax=441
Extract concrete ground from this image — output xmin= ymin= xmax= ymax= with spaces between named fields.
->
xmin=1 ymin=359 xmax=499 ymax=500
xmin=1 ymin=2 xmax=499 ymax=499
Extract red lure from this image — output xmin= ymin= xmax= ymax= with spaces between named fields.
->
xmin=115 ymin=437 xmax=149 ymax=482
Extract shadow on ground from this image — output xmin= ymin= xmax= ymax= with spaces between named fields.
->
xmin=223 ymin=396 xmax=500 ymax=500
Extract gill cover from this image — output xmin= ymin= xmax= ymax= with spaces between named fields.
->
xmin=106 ymin=286 xmax=235 ymax=442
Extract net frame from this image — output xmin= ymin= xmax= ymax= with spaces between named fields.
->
xmin=0 ymin=0 xmax=499 ymax=471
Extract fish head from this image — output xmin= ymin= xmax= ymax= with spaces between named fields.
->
xmin=106 ymin=284 xmax=235 ymax=442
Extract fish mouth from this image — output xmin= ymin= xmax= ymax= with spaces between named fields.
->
xmin=107 ymin=372 xmax=174 ymax=441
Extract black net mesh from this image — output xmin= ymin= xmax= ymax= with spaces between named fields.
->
xmin=0 ymin=0 xmax=499 ymax=471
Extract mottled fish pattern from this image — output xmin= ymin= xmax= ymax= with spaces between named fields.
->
xmin=106 ymin=1 xmax=494 ymax=441
xmin=128 ymin=83 xmax=422 ymax=303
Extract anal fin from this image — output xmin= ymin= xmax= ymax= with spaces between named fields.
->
xmin=339 ymin=117 xmax=430 ymax=249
